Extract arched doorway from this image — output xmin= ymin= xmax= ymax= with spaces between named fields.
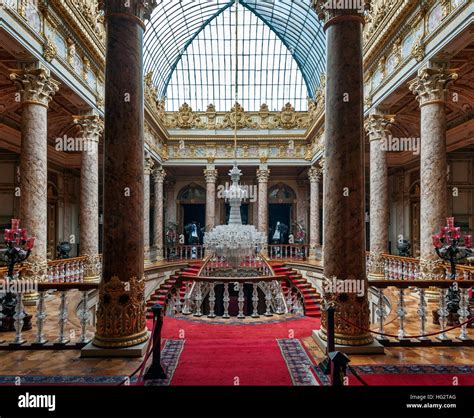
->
xmin=177 ymin=183 xmax=206 ymax=244
xmin=268 ymin=183 xmax=296 ymax=244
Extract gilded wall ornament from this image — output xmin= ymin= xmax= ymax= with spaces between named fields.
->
xmin=43 ymin=37 xmax=57 ymax=62
xmin=93 ymin=275 xmax=148 ymax=348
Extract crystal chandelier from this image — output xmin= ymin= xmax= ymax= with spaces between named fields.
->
xmin=204 ymin=0 xmax=266 ymax=269
xmin=204 ymin=165 xmax=266 ymax=269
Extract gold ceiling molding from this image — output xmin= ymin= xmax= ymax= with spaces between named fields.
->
xmin=160 ymin=102 xmax=316 ymax=130
xmin=363 ymin=0 xmax=419 ymax=68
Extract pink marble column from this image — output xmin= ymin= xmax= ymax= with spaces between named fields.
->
xmin=74 ymin=114 xmax=103 ymax=282
xmin=308 ymin=166 xmax=322 ymax=259
xmin=144 ymin=156 xmax=154 ymax=263
xmin=204 ymin=166 xmax=218 ymax=231
xmin=256 ymin=166 xmax=270 ymax=237
xmin=409 ymin=65 xmax=457 ymax=279
xmin=10 ymin=66 xmax=59 ymax=293
xmin=153 ymin=166 xmax=166 ymax=261
xmin=365 ymin=114 xmax=392 ymax=279
xmin=94 ymin=0 xmax=157 ymax=349
xmin=312 ymin=1 xmax=372 ymax=346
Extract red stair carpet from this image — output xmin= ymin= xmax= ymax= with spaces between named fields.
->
xmin=154 ymin=316 xmax=320 ymax=386
xmin=273 ymin=264 xmax=322 ymax=318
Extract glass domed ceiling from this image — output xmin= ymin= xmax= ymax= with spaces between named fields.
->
xmin=144 ymin=0 xmax=326 ymax=112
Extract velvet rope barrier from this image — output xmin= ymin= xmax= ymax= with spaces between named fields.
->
xmin=338 ymin=315 xmax=474 ymax=339
xmin=117 ymin=315 xmax=159 ymax=386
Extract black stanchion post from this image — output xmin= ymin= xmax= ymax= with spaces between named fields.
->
xmin=144 ymin=304 xmax=167 ymax=380
xmin=329 ymin=351 xmax=350 ymax=386
xmin=318 ymin=305 xmax=335 ymax=374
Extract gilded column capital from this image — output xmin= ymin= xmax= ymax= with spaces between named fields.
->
xmin=256 ymin=168 xmax=270 ymax=183
xmin=144 ymin=156 xmax=154 ymax=175
xmin=204 ymin=168 xmax=218 ymax=184
xmin=311 ymin=0 xmax=369 ymax=26
xmin=10 ymin=67 xmax=60 ymax=107
xmin=408 ymin=65 xmax=458 ymax=107
xmin=152 ymin=166 xmax=166 ymax=183
xmin=364 ymin=113 xmax=395 ymax=142
xmin=73 ymin=114 xmax=104 ymax=142
xmin=99 ymin=0 xmax=157 ymax=22
xmin=308 ymin=166 xmax=322 ymax=183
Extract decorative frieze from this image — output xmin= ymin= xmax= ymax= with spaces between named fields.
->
xmin=161 ymin=101 xmax=314 ymax=131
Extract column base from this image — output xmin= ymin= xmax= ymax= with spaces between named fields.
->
xmin=92 ymin=328 xmax=149 ymax=349
xmin=83 ymin=275 xmax=101 ymax=284
xmin=313 ymin=329 xmax=385 ymax=354
xmin=367 ymin=271 xmax=385 ymax=281
xmin=23 ymin=291 xmax=39 ymax=306
xmin=82 ymin=332 xmax=150 ymax=358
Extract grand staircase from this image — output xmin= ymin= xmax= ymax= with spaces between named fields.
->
xmin=146 ymin=261 xmax=321 ymax=319
xmin=146 ymin=262 xmax=201 ymax=319
xmin=272 ymin=264 xmax=322 ymax=318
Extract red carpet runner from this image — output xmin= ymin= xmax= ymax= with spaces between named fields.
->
xmin=155 ymin=316 xmax=320 ymax=386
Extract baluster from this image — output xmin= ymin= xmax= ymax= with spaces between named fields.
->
xmin=34 ymin=291 xmax=47 ymax=345
xmin=57 ymin=291 xmax=69 ymax=344
xmin=12 ymin=293 xmax=26 ymax=345
xmin=387 ymin=259 xmax=393 ymax=280
xmin=286 ymin=288 xmax=293 ymax=313
xmin=376 ymin=288 xmax=388 ymax=341
xmin=78 ymin=291 xmax=91 ymax=344
xmin=437 ymin=288 xmax=450 ymax=341
xmin=208 ymin=282 xmax=216 ymax=318
xmin=182 ymin=282 xmax=192 ymax=315
xmin=397 ymin=288 xmax=406 ymax=339
xmin=402 ymin=260 xmax=408 ymax=280
xmin=251 ymin=283 xmax=259 ymax=318
xmin=237 ymin=283 xmax=245 ymax=319
xmin=457 ymin=287 xmax=470 ymax=341
xmin=174 ymin=287 xmax=182 ymax=313
xmin=417 ymin=288 xmax=429 ymax=341
xmin=223 ymin=282 xmax=230 ymax=318
xmin=264 ymin=282 xmax=273 ymax=317
xmin=193 ymin=282 xmax=203 ymax=317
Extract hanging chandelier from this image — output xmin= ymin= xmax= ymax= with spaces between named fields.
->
xmin=203 ymin=0 xmax=266 ymax=270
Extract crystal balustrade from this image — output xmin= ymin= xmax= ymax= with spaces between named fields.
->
xmin=369 ymin=279 xmax=474 ymax=345
xmin=0 ymin=282 xmax=98 ymax=348
xmin=162 ymin=275 xmax=305 ymax=319
xmin=0 ymin=256 xmax=102 ymax=284
xmin=267 ymin=244 xmax=310 ymax=261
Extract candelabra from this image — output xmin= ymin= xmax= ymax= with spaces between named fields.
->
xmin=0 ymin=219 xmax=35 ymax=332
xmin=432 ymin=217 xmax=472 ymax=323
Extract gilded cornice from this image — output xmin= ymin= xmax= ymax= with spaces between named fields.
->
xmin=363 ymin=0 xmax=419 ymax=69
xmin=49 ymin=0 xmax=105 ymax=67
xmin=160 ymin=102 xmax=315 ymax=131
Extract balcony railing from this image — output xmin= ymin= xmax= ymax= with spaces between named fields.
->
xmin=0 ymin=255 xmax=103 ymax=284
xmin=165 ymin=245 xmax=205 ymax=261
xmin=0 ymin=282 xmax=98 ymax=349
xmin=367 ymin=253 xmax=474 ymax=280
xmin=267 ymin=244 xmax=309 ymax=260
xmin=368 ymin=279 xmax=474 ymax=346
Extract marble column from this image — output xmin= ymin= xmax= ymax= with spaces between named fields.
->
xmin=308 ymin=166 xmax=322 ymax=260
xmin=93 ymin=0 xmax=157 ymax=349
xmin=143 ymin=156 xmax=154 ymax=263
xmin=312 ymin=2 xmax=372 ymax=346
xmin=365 ymin=113 xmax=392 ymax=279
xmin=10 ymin=66 xmax=59 ymax=296
xmin=204 ymin=166 xmax=218 ymax=231
xmin=74 ymin=114 xmax=103 ymax=282
xmin=256 ymin=165 xmax=270 ymax=237
xmin=153 ymin=166 xmax=166 ymax=261
xmin=165 ymin=179 xmax=176 ymax=226
xmin=409 ymin=64 xmax=457 ymax=279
